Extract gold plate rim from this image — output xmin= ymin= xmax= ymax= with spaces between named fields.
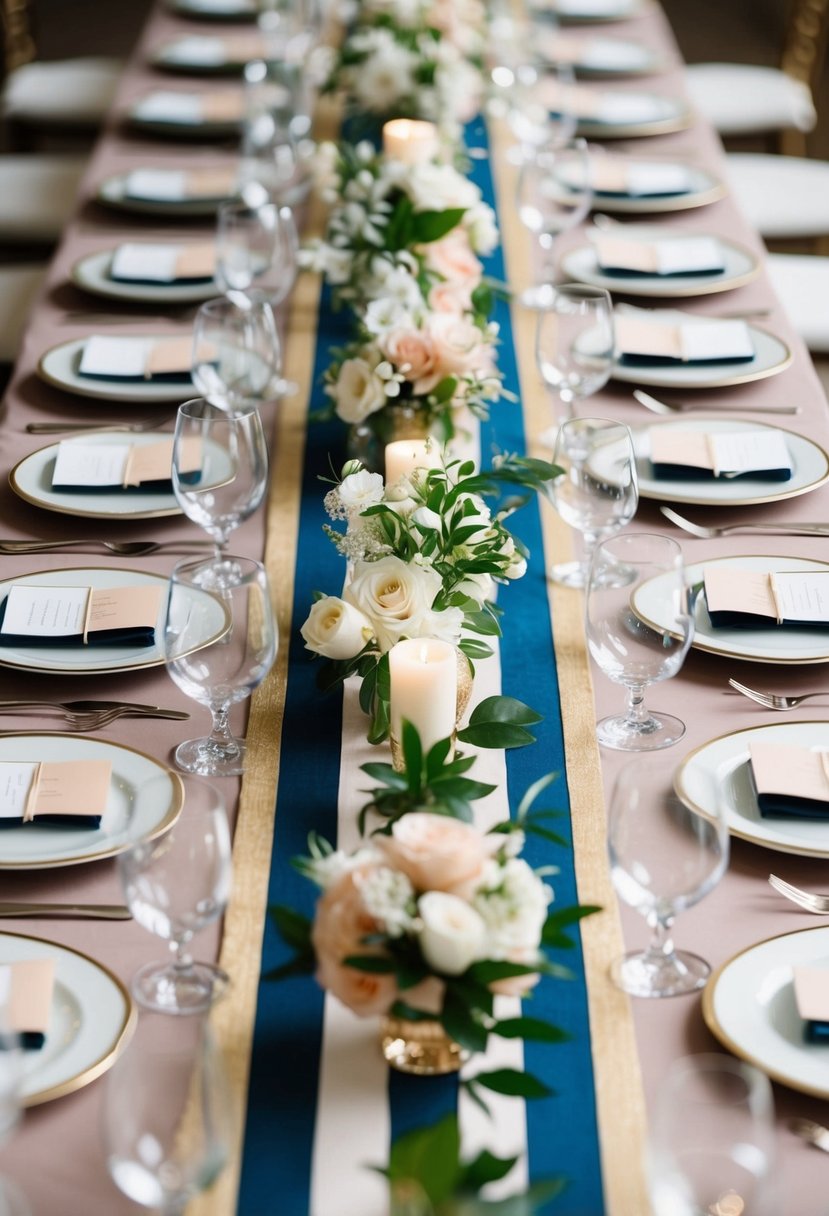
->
xmin=542 ymin=0 xmax=656 ymax=24
xmin=576 ymin=109 xmax=693 ymax=139
xmin=593 ymin=178 xmax=726 ymax=214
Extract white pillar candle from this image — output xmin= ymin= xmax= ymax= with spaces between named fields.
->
xmin=381 ymin=118 xmax=440 ymax=166
xmin=388 ymin=638 xmax=457 ymax=753
xmin=384 ymin=438 xmax=443 ymax=485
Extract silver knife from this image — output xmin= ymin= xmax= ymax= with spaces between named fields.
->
xmin=0 ymin=903 xmax=132 ymax=919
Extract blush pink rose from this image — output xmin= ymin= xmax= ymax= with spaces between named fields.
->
xmin=423 ymin=231 xmax=482 ymax=289
xmin=312 ymin=865 xmax=398 ymax=1017
xmin=376 ymin=813 xmax=496 ymax=897
xmin=417 ymin=313 xmax=493 ymax=391
xmin=428 ymin=280 xmax=473 ymax=315
xmin=378 ymin=327 xmax=439 ymax=387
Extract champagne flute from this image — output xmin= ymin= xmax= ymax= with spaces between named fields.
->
xmin=164 ymin=554 xmax=277 ymax=776
xmin=536 ymin=283 xmax=614 ymax=426
xmin=608 ymin=759 xmax=729 ymax=997
xmin=191 ymin=295 xmax=283 ymax=412
xmin=216 ymin=199 xmax=298 ymax=307
xmin=517 ymin=140 xmax=593 ymax=308
xmin=104 ymin=1012 xmax=232 ymax=1215
xmin=119 ymin=775 xmax=232 ymax=1013
xmin=585 ymin=532 xmax=694 ymax=750
xmin=546 ymin=417 xmax=638 ymax=588
xmin=171 ymin=398 xmax=269 ymax=569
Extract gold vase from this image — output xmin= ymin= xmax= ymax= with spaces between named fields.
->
xmin=379 ymin=1014 xmax=464 ymax=1075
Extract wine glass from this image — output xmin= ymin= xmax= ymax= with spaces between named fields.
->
xmin=171 ymin=398 xmax=269 ymax=567
xmin=536 ymin=283 xmax=614 ymax=417
xmin=546 ymin=417 xmax=638 ymax=588
xmin=648 ymin=1054 xmax=777 ymax=1214
xmin=585 ymin=532 xmax=694 ymax=750
xmin=216 ymin=199 xmax=298 ymax=308
xmin=118 ymin=775 xmax=232 ymax=1013
xmin=507 ymin=61 xmax=577 ymax=162
xmin=104 ymin=1011 xmax=232 ymax=1215
xmin=517 ymin=141 xmax=593 ymax=308
xmin=163 ymin=554 xmax=277 ymax=776
xmin=608 ymin=758 xmax=729 ymax=997
xmin=191 ymin=295 xmax=283 ymax=413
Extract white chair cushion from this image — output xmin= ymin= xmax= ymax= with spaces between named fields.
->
xmin=766 ymin=253 xmax=829 ymax=353
xmin=3 ymin=57 xmax=121 ymax=124
xmin=0 ymin=155 xmax=86 ymax=242
xmin=685 ymin=63 xmax=816 ymax=136
xmin=0 ymin=263 xmax=47 ymax=362
xmin=725 ymin=153 xmax=829 ymax=238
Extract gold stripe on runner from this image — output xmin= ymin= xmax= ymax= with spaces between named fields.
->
xmin=486 ymin=116 xmax=650 ymax=1216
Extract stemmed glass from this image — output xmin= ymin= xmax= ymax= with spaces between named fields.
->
xmin=104 ymin=1012 xmax=232 ymax=1215
xmin=216 ymin=199 xmax=298 ymax=308
xmin=506 ymin=61 xmax=577 ymax=162
xmin=171 ymin=398 xmax=269 ymax=571
xmin=608 ymin=758 xmax=729 ymax=997
xmin=191 ymin=295 xmax=283 ymax=412
xmin=517 ymin=140 xmax=593 ymax=308
xmin=585 ymin=532 xmax=694 ymax=750
xmin=118 ymin=775 xmax=232 ymax=1013
xmin=163 ymin=554 xmax=277 ymax=776
xmin=546 ymin=417 xmax=638 ymax=588
xmin=536 ymin=283 xmax=614 ymax=417
xmin=649 ymin=1055 xmax=777 ymax=1214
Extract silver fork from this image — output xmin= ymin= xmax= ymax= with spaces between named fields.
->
xmin=728 ymin=678 xmax=829 ymax=711
xmin=633 ymin=389 xmax=801 ymax=416
xmin=768 ymin=874 xmax=829 ymax=914
xmin=660 ymin=506 xmax=829 ymax=539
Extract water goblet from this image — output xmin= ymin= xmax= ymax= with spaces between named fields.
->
xmin=608 ymin=758 xmax=729 ymax=997
xmin=104 ymin=1012 xmax=232 ymax=1215
xmin=172 ymin=398 xmax=269 ymax=567
xmin=517 ymin=141 xmax=593 ymax=308
xmin=118 ymin=775 xmax=232 ymax=1013
xmin=585 ymin=532 xmax=694 ymax=750
xmin=546 ymin=416 xmax=638 ymax=588
xmin=507 ymin=60 xmax=577 ymax=163
xmin=191 ymin=294 xmax=283 ymax=412
xmin=216 ymin=199 xmax=298 ymax=308
xmin=535 ymin=283 xmax=614 ymax=416
xmin=648 ymin=1054 xmax=777 ymax=1214
xmin=164 ymin=554 xmax=277 ymax=776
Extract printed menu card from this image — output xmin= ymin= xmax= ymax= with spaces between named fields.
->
xmin=0 ymin=960 xmax=55 ymax=1049
xmin=0 ymin=759 xmax=111 ymax=828
xmin=615 ymin=310 xmax=754 ymax=364
xmin=110 ymin=242 xmax=216 ymax=284
xmin=52 ymin=436 xmax=202 ymax=491
xmin=0 ymin=583 xmax=162 ymax=647
xmin=124 ymin=167 xmax=236 ymax=202
xmin=749 ymin=742 xmax=829 ymax=819
xmin=649 ymin=428 xmax=792 ymax=481
xmin=704 ymin=567 xmax=829 ymax=629
xmin=592 ymin=233 xmax=724 ymax=276
xmin=79 ymin=335 xmax=193 ymax=381
xmin=793 ymin=966 xmax=829 ymax=1042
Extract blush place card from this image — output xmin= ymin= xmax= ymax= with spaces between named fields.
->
xmin=592 ymin=233 xmax=724 ymax=277
xmin=79 ymin=335 xmax=193 ymax=381
xmin=0 ymin=583 xmax=163 ymax=648
xmin=793 ymin=965 xmax=829 ymax=1042
xmin=749 ymin=742 xmax=829 ymax=821
xmin=703 ymin=567 xmax=829 ymax=629
xmin=132 ymin=90 xmax=244 ymax=125
xmin=615 ymin=310 xmax=754 ymax=364
xmin=110 ymin=242 xmax=216 ymax=284
xmin=648 ymin=428 xmax=792 ymax=481
xmin=0 ymin=960 xmax=55 ymax=1049
xmin=0 ymin=758 xmax=111 ymax=829
xmin=52 ymin=436 xmax=202 ymax=491
xmin=124 ymin=167 xmax=236 ymax=202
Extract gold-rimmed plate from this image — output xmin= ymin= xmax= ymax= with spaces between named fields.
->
xmin=152 ymin=34 xmax=266 ymax=75
xmin=538 ymin=32 xmax=664 ymax=76
xmin=633 ymin=554 xmax=829 ymax=665
xmin=676 ymin=721 xmax=829 ymax=858
xmin=590 ymin=161 xmax=726 ymax=214
xmin=0 ymin=567 xmax=228 ymax=675
xmin=561 ymin=235 xmax=760 ymax=297
xmin=575 ymin=93 xmax=692 ymax=139
xmin=0 ymin=732 xmax=183 ymax=870
xmin=72 ymin=249 xmax=219 ymax=306
xmin=703 ymin=925 xmax=829 ymax=1099
xmin=612 ymin=323 xmax=792 ymax=389
xmin=38 ymin=337 xmax=194 ymax=405
xmin=0 ymin=930 xmax=135 ymax=1106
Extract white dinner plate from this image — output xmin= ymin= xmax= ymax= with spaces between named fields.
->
xmin=612 ymin=323 xmax=792 ymax=390
xmin=539 ymin=34 xmax=662 ymax=75
xmin=633 ymin=554 xmax=829 ymax=665
xmin=590 ymin=162 xmax=725 ymax=214
xmin=38 ymin=337 xmax=195 ymax=405
xmin=72 ymin=250 xmax=219 ymax=306
xmin=167 ymin=0 xmax=257 ymax=20
xmin=628 ymin=419 xmax=829 ymax=507
xmin=561 ymin=236 xmax=759 ymax=297
xmin=127 ymin=93 xmax=243 ymax=139
xmin=152 ymin=35 xmax=262 ymax=74
xmin=703 ymin=925 xmax=829 ymax=1099
xmin=676 ymin=721 xmax=829 ymax=858
xmin=96 ymin=171 xmax=235 ymax=218
xmin=0 ymin=732 xmax=183 ymax=869
xmin=0 ymin=930 xmax=134 ymax=1106
xmin=0 ymin=566 xmax=228 ymax=675
xmin=534 ymin=0 xmax=653 ymax=23
xmin=574 ymin=92 xmax=692 ymax=138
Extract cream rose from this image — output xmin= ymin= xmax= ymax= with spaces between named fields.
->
xmin=300 ymin=596 xmax=373 ymax=660
xmin=428 ymin=280 xmax=473 ymax=315
xmin=331 ymin=357 xmax=387 ymax=424
xmin=312 ymin=866 xmax=398 ymax=1017
xmin=417 ymin=891 xmax=487 ymax=976
xmin=344 ymin=556 xmax=441 ymax=651
xmin=377 ymin=813 xmax=497 ymax=896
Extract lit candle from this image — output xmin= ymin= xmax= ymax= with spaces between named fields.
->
xmin=389 ymin=638 xmax=457 ymax=754
xmin=384 ymin=438 xmax=443 ymax=485
xmin=382 ymin=118 xmax=440 ymax=166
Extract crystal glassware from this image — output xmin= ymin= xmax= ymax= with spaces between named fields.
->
xmin=216 ymin=199 xmax=298 ymax=308
xmin=163 ymin=554 xmax=277 ymax=776
xmin=648 ymin=1054 xmax=777 ymax=1214
xmin=585 ymin=532 xmax=694 ymax=750
xmin=191 ymin=295 xmax=283 ymax=413
xmin=104 ymin=1012 xmax=232 ymax=1215
xmin=517 ymin=139 xmax=592 ymax=308
xmin=535 ymin=283 xmax=614 ymax=416
xmin=608 ymin=758 xmax=729 ymax=997
xmin=118 ymin=775 xmax=232 ymax=1013
xmin=506 ymin=61 xmax=577 ymax=162
xmin=546 ymin=417 xmax=638 ymax=588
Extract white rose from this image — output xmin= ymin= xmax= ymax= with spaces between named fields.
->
xmin=339 ymin=469 xmax=385 ymax=513
xmin=403 ymin=163 xmax=480 ymax=212
xmin=300 ymin=596 xmax=373 ymax=660
xmin=330 ymin=357 xmax=387 ymax=424
xmin=344 ymin=555 xmax=442 ymax=651
xmin=418 ymin=891 xmax=487 ymax=975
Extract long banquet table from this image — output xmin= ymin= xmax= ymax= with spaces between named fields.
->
xmin=3 ymin=1 xmax=829 ymax=1212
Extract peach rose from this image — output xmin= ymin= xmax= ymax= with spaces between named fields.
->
xmin=428 ymin=280 xmax=473 ymax=315
xmin=378 ymin=327 xmax=439 ymax=387
xmin=423 ymin=231 xmax=482 ymax=289
xmin=376 ymin=813 xmax=495 ymax=896
xmin=312 ymin=865 xmax=398 ymax=1017
xmin=418 ymin=313 xmax=493 ymax=391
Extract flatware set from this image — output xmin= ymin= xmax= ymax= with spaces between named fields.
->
xmin=660 ymin=506 xmax=829 ymax=539
xmin=0 ymin=699 xmax=190 ymax=729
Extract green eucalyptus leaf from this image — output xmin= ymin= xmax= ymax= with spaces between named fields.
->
xmin=410 ymin=207 xmax=467 ymax=243
xmin=343 ymin=954 xmax=395 ymax=974
xmin=456 ymin=722 xmax=536 ymax=749
xmin=493 ymin=1017 xmax=572 ymax=1044
xmin=269 ymin=905 xmax=313 ymax=952
xmin=471 ymin=1068 xmax=553 ymax=1100
xmin=459 ymin=1149 xmax=519 ymax=1191
xmin=385 ymin=1113 xmax=462 ymax=1206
